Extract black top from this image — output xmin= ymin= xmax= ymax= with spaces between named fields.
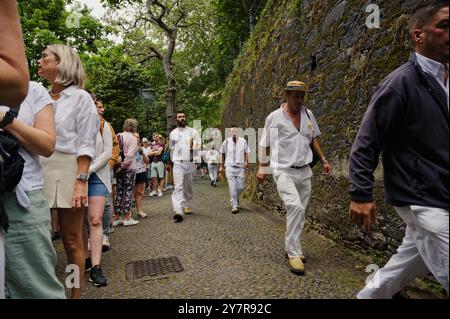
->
xmin=349 ymin=53 xmax=449 ymax=209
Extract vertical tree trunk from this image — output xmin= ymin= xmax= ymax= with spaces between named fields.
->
xmin=163 ymin=30 xmax=177 ymax=134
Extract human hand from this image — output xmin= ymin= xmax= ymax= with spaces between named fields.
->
xmin=349 ymin=201 xmax=377 ymax=232
xmin=256 ymin=166 xmax=267 ymax=183
xmin=72 ymin=180 xmax=87 ymax=208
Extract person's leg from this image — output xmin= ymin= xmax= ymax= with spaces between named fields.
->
xmin=51 ymin=208 xmax=59 ymax=239
xmin=184 ymin=163 xmax=195 ymax=210
xmin=226 ymin=172 xmax=239 ymax=208
xmin=87 ymin=196 xmax=106 ymax=267
xmin=357 ymin=219 xmax=429 ymax=299
xmin=273 ymin=169 xmax=304 ymax=257
xmin=172 ymin=163 xmax=185 ymax=214
xmin=293 ymin=167 xmax=312 ymax=256
xmin=122 ymin=170 xmax=137 ymax=222
xmin=135 ymin=182 xmax=146 ymax=213
xmin=409 ymin=205 xmax=449 ymax=294
xmin=157 ymin=162 xmax=165 ymax=194
xmin=102 ymin=194 xmax=111 ymax=236
xmin=113 ymin=172 xmax=125 ymax=221
xmin=235 ymin=171 xmax=246 ymax=202
xmin=0 ymin=228 xmax=5 ymax=299
xmin=58 ymin=207 xmax=86 ymax=299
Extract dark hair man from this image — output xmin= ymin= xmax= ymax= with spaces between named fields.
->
xmin=349 ymin=1 xmax=448 ymax=298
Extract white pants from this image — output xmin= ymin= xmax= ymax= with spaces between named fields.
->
xmin=208 ymin=164 xmax=218 ymax=183
xmin=172 ymin=162 xmax=196 ymax=213
xmin=273 ymin=166 xmax=312 ymax=257
xmin=358 ymin=205 xmax=449 ymax=299
xmin=226 ymin=167 xmax=245 ymax=207
xmin=0 ymin=229 xmax=5 ymax=299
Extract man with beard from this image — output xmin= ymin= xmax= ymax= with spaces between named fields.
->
xmin=349 ymin=1 xmax=449 ymax=298
xmin=169 ymin=112 xmax=201 ymax=222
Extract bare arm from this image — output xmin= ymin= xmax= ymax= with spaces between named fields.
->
xmin=0 ymin=0 xmax=29 ymax=106
xmin=1 ymin=105 xmax=55 ymax=157
xmin=256 ymin=146 xmax=270 ymax=182
xmin=311 ymin=138 xmax=331 ymax=175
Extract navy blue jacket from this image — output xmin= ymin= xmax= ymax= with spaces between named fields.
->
xmin=349 ymin=53 xmax=449 ymax=209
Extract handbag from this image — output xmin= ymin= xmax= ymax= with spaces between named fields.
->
xmin=304 ymin=108 xmax=320 ymax=168
xmin=0 ymin=107 xmax=24 ymax=231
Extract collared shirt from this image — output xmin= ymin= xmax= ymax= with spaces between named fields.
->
xmin=220 ymin=136 xmax=249 ymax=168
xmin=259 ymin=105 xmax=321 ymax=169
xmin=169 ymin=126 xmax=201 ymax=162
xmin=416 ymin=52 xmax=449 ymax=108
xmin=51 ymin=85 xmax=99 ymax=159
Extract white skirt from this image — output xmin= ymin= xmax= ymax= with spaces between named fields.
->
xmin=40 ymin=151 xmax=78 ymax=208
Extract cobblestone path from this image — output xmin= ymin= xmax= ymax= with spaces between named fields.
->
xmin=54 ymin=177 xmax=382 ymax=299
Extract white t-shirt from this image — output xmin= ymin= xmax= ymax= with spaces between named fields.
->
xmin=169 ymin=126 xmax=201 ymax=162
xmin=259 ymin=105 xmax=321 ymax=169
xmin=52 ymin=85 xmax=99 ymax=159
xmin=220 ymin=137 xmax=249 ymax=168
xmin=0 ymin=81 xmax=53 ymax=191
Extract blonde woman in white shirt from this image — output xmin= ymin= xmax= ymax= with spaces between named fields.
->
xmin=37 ymin=44 xmax=99 ymax=299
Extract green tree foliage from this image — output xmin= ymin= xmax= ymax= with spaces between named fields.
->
xmin=17 ymin=0 xmax=104 ymax=80
xmin=215 ymin=0 xmax=268 ymax=81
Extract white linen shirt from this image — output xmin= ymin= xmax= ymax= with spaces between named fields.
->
xmin=205 ymin=149 xmax=220 ymax=164
xmin=169 ymin=126 xmax=201 ymax=162
xmin=415 ymin=52 xmax=449 ymax=109
xmin=259 ymin=105 xmax=321 ymax=169
xmin=0 ymin=81 xmax=54 ymax=207
xmin=52 ymin=85 xmax=99 ymax=159
xmin=220 ymin=137 xmax=249 ymax=168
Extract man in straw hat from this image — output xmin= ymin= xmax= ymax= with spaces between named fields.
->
xmin=257 ymin=80 xmax=331 ymax=275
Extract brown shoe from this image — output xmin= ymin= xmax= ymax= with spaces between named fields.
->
xmin=289 ymin=257 xmax=305 ymax=275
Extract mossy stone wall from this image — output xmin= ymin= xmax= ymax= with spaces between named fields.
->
xmin=221 ymin=0 xmax=421 ymax=261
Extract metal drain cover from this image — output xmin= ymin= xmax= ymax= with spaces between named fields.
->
xmin=126 ymin=256 xmax=184 ymax=280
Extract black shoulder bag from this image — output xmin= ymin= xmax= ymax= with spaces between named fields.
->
xmin=0 ymin=107 xmax=25 ymax=231
xmin=305 ymin=108 xmax=320 ymax=168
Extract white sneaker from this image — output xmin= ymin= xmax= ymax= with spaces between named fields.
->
xmin=102 ymin=236 xmax=110 ymax=251
xmin=149 ymin=191 xmax=157 ymax=197
xmin=231 ymin=206 xmax=239 ymax=214
xmin=112 ymin=219 xmax=123 ymax=227
xmin=123 ymin=218 xmax=139 ymax=226
xmin=157 ymin=191 xmax=163 ymax=197
xmin=137 ymin=211 xmax=147 ymax=218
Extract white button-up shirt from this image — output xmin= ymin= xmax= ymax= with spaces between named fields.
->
xmin=220 ymin=136 xmax=249 ymax=168
xmin=259 ymin=105 xmax=321 ymax=169
xmin=169 ymin=126 xmax=201 ymax=162
xmin=52 ymin=85 xmax=99 ymax=159
xmin=416 ymin=52 xmax=449 ymax=109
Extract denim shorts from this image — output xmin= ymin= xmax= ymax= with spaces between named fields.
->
xmin=88 ymin=173 xmax=109 ymax=197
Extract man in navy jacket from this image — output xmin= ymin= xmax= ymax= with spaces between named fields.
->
xmin=349 ymin=1 xmax=448 ymax=298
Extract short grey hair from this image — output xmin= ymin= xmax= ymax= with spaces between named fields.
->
xmin=47 ymin=44 xmax=85 ymax=88
xmin=122 ymin=118 xmax=138 ymax=133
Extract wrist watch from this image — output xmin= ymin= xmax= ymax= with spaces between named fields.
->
xmin=76 ymin=173 xmax=89 ymax=182
xmin=0 ymin=111 xmax=15 ymax=129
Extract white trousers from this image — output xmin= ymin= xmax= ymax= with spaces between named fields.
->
xmin=0 ymin=229 xmax=4 ymax=299
xmin=358 ymin=205 xmax=449 ymax=299
xmin=273 ymin=166 xmax=312 ymax=257
xmin=226 ymin=167 xmax=245 ymax=207
xmin=208 ymin=164 xmax=218 ymax=183
xmin=172 ymin=162 xmax=196 ymax=213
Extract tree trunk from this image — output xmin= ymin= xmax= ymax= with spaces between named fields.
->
xmin=163 ymin=29 xmax=177 ymax=134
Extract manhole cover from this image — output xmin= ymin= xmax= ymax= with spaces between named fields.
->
xmin=126 ymin=256 xmax=184 ymax=280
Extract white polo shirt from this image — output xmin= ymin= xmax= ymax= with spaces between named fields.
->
xmin=220 ymin=136 xmax=249 ymax=168
xmin=169 ymin=126 xmax=201 ymax=162
xmin=259 ymin=105 xmax=321 ymax=169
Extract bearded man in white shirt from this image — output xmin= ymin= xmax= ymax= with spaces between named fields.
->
xmin=257 ymin=81 xmax=331 ymax=275
xmin=169 ymin=112 xmax=201 ymax=222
